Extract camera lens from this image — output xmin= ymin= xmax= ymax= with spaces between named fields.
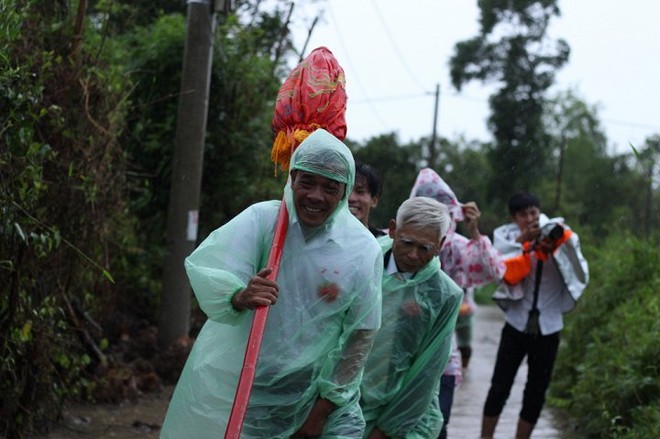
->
xmin=548 ymin=224 xmax=564 ymax=241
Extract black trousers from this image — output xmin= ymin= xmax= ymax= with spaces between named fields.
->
xmin=438 ymin=374 xmax=456 ymax=439
xmin=483 ymin=322 xmax=560 ymax=424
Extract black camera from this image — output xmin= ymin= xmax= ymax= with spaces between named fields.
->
xmin=539 ymin=222 xmax=564 ymax=242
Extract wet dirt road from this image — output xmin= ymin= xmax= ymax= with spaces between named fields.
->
xmin=42 ymin=386 xmax=171 ymax=438
xmin=447 ymin=304 xmax=581 ymax=438
xmin=44 ymin=305 xmax=581 ymax=438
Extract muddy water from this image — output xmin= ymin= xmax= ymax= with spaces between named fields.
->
xmin=41 ymin=305 xmax=582 ymax=438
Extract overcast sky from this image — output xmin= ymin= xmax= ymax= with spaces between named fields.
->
xmin=288 ymin=0 xmax=660 ymax=155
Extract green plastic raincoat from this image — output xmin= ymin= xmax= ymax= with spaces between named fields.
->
xmin=161 ymin=129 xmax=383 ymax=439
xmin=360 ymin=237 xmax=462 ymax=439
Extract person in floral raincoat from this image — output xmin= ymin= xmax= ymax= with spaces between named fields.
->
xmin=409 ymin=168 xmax=506 ymax=438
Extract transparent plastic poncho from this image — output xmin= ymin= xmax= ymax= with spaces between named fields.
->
xmin=161 ymin=129 xmax=383 ymax=439
xmin=360 ymin=237 xmax=463 ymax=439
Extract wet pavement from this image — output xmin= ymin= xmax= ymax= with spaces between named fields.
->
xmin=45 ymin=304 xmax=581 ymax=438
xmin=447 ymin=304 xmax=581 ymax=438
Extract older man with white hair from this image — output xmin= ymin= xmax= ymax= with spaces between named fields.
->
xmin=359 ymin=196 xmax=463 ymax=439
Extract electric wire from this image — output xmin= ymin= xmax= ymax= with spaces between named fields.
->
xmin=602 ymin=118 xmax=660 ymax=132
xmin=326 ymin=2 xmax=391 ymax=132
xmin=369 ymin=0 xmax=429 ymax=93
xmin=350 ymin=92 xmax=430 ymax=104
xmin=313 ymin=2 xmax=659 ymax=145
xmin=350 ymin=91 xmax=487 ymax=105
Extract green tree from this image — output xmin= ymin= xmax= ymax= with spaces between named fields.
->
xmin=533 ymin=90 xmax=660 ymax=240
xmin=113 ymin=14 xmax=188 ymax=311
xmin=632 ymin=135 xmax=660 ymax=237
xmin=111 ymin=2 xmax=293 ymax=329
xmin=350 ymin=133 xmax=423 ymax=228
xmin=1 ymin=0 xmax=130 ymax=435
xmin=542 ymin=89 xmax=607 ymax=214
xmin=89 ymin=0 xmax=184 ymax=33
xmin=449 ymin=0 xmax=570 ymax=202
xmin=428 ymin=137 xmax=502 ymax=233
xmin=201 ymin=8 xmax=291 ymax=237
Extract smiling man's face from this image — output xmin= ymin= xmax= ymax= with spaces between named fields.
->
xmin=291 ymin=170 xmax=345 ymax=227
xmin=348 ymin=174 xmax=379 ymax=227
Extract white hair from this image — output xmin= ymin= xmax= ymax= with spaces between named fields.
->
xmin=396 ymin=197 xmax=451 ymax=239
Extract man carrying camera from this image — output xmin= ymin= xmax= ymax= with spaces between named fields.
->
xmin=480 ymin=192 xmax=589 ymax=439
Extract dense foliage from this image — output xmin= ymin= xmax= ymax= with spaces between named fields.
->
xmin=0 ymin=0 xmax=658 ymax=437
xmin=0 ymin=0 xmax=289 ymax=436
xmin=450 ymin=0 xmax=570 ymax=203
xmin=1 ymin=1 xmax=130 ymax=435
xmin=551 ymin=235 xmax=660 ymax=438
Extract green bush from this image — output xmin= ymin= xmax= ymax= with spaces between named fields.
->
xmin=551 ymin=234 xmax=660 ymax=438
xmin=1 ymin=1 xmax=130 ymax=436
xmin=1 ymin=2 xmax=299 ymax=436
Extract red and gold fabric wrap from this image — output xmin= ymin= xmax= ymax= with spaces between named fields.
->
xmin=271 ymin=46 xmax=347 ymax=172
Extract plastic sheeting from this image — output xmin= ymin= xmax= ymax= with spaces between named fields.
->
xmin=360 ymin=238 xmax=463 ymax=438
xmin=491 ymin=214 xmax=589 ymax=319
xmin=409 ymin=167 xmax=506 ymax=289
xmin=161 ymin=130 xmax=383 ymax=438
xmin=409 ymin=168 xmax=464 ymax=222
xmin=271 ymin=47 xmax=347 ymax=171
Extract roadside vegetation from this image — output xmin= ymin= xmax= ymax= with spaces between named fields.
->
xmin=550 ymin=234 xmax=659 ymax=438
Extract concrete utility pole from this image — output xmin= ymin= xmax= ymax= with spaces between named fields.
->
xmin=429 ymin=83 xmax=440 ymax=166
xmin=158 ymin=0 xmax=221 ymax=347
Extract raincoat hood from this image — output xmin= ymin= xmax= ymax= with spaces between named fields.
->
xmin=409 ymin=168 xmax=464 ymax=222
xmin=284 ymin=128 xmax=355 ymax=228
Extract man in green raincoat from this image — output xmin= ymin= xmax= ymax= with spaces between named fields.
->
xmin=360 ymin=197 xmax=463 ymax=439
xmin=161 ymin=129 xmax=383 ymax=439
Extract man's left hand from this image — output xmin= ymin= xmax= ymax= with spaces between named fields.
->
xmin=367 ymin=426 xmax=390 ymax=439
xmin=462 ymin=201 xmax=482 ymax=241
xmin=291 ymin=398 xmax=335 ymax=438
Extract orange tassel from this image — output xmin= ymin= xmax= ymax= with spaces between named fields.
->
xmin=270 ymin=125 xmax=320 ymax=174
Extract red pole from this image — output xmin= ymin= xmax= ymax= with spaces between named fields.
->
xmin=224 ymin=201 xmax=289 ymax=438
xmin=224 ymin=46 xmax=346 ymax=438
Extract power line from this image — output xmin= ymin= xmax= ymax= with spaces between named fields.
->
xmin=350 ymin=92 xmax=432 ymax=104
xmin=369 ymin=0 xmax=429 ymax=93
xmin=446 ymin=92 xmax=490 ymax=103
xmin=602 ymin=118 xmax=660 ymax=133
xmin=326 ymin=3 xmax=391 ymax=131
xmin=349 ymin=91 xmax=486 ymax=105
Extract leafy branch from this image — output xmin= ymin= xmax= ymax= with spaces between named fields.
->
xmin=11 ymin=200 xmax=115 ymax=284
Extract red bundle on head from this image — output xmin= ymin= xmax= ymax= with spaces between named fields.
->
xmin=271 ymin=46 xmax=347 ymax=172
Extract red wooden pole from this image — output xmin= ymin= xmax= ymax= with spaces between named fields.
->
xmin=224 ymin=201 xmax=289 ymax=438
